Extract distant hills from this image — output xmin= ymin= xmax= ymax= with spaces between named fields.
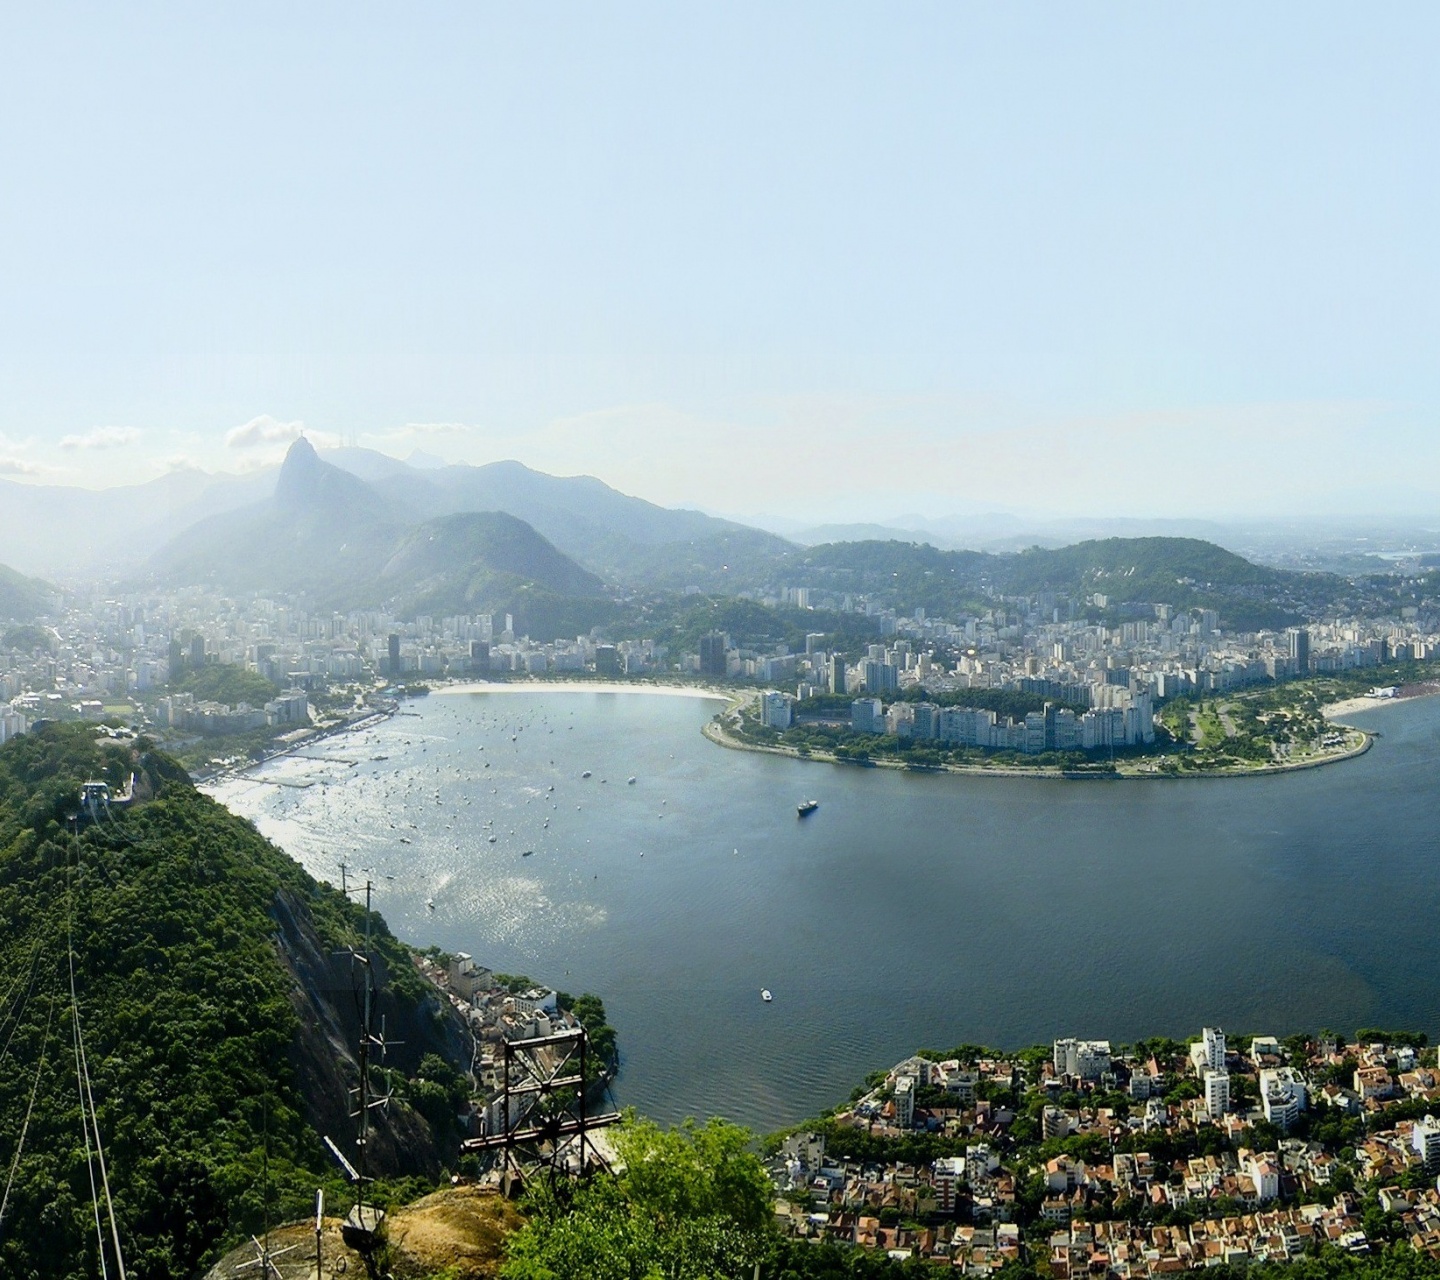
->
xmin=0 ymin=467 xmax=272 ymax=576
xmin=0 ymin=564 xmax=53 ymax=621
xmin=150 ymin=439 xmax=403 ymax=601
xmin=149 ymin=440 xmax=610 ymax=635
xmin=0 ymin=442 xmax=794 ymax=591
xmin=0 ymin=437 xmax=1411 ymax=630
xmin=793 ymin=536 xmax=1354 ymax=630
xmin=320 ymin=446 xmax=797 ymax=589
xmin=137 ymin=445 xmax=1382 ymax=631
xmin=379 ymin=510 xmax=607 ymax=628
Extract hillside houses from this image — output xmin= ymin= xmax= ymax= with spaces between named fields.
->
xmin=770 ymin=1028 xmax=1440 ymax=1273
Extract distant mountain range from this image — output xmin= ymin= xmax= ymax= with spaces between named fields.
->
xmin=787 ymin=536 xmax=1367 ymax=631
xmin=0 ymin=443 xmax=795 ymax=590
xmin=0 ymin=467 xmax=273 ymax=578
xmin=318 ymin=446 xmax=797 ymax=589
xmin=147 ymin=441 xmax=1365 ymax=633
xmin=0 ymin=439 xmax=1425 ymax=633
xmin=148 ymin=440 xmax=615 ymax=636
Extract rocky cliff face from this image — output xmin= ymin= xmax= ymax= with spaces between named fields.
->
xmin=269 ymin=887 xmax=471 ymax=1178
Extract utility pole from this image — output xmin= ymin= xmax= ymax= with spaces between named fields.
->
xmin=340 ymin=872 xmax=392 ymax=1255
xmin=358 ymin=877 xmax=373 ymax=1203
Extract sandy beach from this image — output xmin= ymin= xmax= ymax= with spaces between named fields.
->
xmin=1324 ymin=684 xmax=1440 ymax=720
xmin=433 ymin=678 xmax=732 ymax=702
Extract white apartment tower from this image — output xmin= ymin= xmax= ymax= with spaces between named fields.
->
xmin=1203 ymin=1026 xmax=1226 ymax=1072
xmin=1204 ymin=1069 xmax=1230 ymax=1120
xmin=1413 ymin=1116 xmax=1440 ymax=1173
xmin=894 ymin=1075 xmax=915 ymax=1128
xmin=1259 ymin=1068 xmax=1307 ymax=1132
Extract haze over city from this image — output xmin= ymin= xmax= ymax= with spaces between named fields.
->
xmin=3 ymin=4 xmax=1438 ymax=522
xmin=10 ymin=7 xmax=1440 ymax=1278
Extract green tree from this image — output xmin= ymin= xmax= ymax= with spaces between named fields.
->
xmin=501 ymin=1114 xmax=772 ymax=1280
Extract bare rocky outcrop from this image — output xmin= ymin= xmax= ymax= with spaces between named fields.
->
xmin=269 ymin=887 xmax=469 ymax=1178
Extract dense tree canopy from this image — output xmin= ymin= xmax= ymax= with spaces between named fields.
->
xmin=0 ymin=723 xmax=453 ymax=1278
xmin=501 ymin=1115 xmax=773 ymax=1280
xmin=170 ymin=661 xmax=281 ymax=706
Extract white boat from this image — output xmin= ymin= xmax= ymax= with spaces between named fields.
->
xmin=425 ymin=898 xmax=435 ymax=911
xmin=797 ymin=799 xmax=819 ymax=816
xmin=760 ymin=989 xmax=773 ymax=1002
xmin=581 ymin=770 xmax=592 ymax=779
xmin=627 ymin=776 xmax=636 ymax=785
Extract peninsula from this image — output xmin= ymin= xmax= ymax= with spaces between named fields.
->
xmin=702 ymin=672 xmax=1405 ymax=779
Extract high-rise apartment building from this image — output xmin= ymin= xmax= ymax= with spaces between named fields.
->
xmin=699 ymin=631 xmax=728 ymax=678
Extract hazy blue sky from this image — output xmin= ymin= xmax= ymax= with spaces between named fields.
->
xmin=1 ymin=4 xmax=1436 ymax=520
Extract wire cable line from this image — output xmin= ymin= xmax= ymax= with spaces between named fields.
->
xmin=0 ymin=942 xmax=46 ymax=1077
xmin=0 ymin=975 xmax=58 ymax=1235
xmin=68 ymin=915 xmax=109 ymax=1277
xmin=67 ymin=826 xmax=128 ymax=1279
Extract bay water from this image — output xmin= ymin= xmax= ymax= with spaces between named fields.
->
xmin=205 ymin=687 xmax=1440 ymax=1133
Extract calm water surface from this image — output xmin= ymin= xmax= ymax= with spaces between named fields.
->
xmin=205 ymin=688 xmax=1440 ymax=1133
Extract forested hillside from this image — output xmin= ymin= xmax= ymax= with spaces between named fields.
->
xmin=0 ymin=564 xmax=54 ymax=622
xmin=0 ymin=723 xmax=466 ymax=1278
xmin=793 ymin=536 xmax=1362 ymax=630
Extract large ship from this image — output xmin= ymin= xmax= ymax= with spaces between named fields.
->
xmin=797 ymin=799 xmax=819 ymax=817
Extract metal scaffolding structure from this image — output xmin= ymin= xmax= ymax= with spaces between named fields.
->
xmin=461 ymin=1024 xmax=620 ymax=1194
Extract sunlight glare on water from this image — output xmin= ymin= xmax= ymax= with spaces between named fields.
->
xmin=206 ymin=687 xmax=1440 ymax=1132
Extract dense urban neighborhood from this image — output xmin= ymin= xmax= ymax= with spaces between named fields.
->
xmin=1 ymin=552 xmax=1438 ymax=777
xmin=768 ymin=1028 xmax=1440 ymax=1275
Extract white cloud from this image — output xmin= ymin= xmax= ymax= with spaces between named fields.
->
xmin=0 ymin=456 xmax=45 ymax=477
xmin=225 ymin=414 xmax=306 ymax=449
xmin=59 ymin=426 xmax=141 ymax=451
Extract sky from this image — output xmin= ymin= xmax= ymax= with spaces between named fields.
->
xmin=1 ymin=3 xmax=1437 ymax=523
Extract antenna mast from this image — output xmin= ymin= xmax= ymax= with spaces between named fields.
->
xmin=339 ymin=872 xmax=391 ymax=1256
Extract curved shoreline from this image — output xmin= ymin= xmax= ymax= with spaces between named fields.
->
xmin=703 ymin=709 xmax=1373 ymax=782
xmin=211 ymin=677 xmax=1413 ymax=787
xmin=432 ymin=677 xmax=732 ymax=703
xmin=1323 ymin=684 xmax=1440 ymax=720
xmin=429 ymin=677 xmax=1386 ymax=780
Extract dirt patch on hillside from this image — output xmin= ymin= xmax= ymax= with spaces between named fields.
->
xmin=387 ymin=1185 xmax=524 ymax=1277
xmin=205 ymin=1186 xmax=524 ymax=1279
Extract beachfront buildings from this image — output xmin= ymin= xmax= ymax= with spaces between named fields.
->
xmin=843 ymin=694 xmax=1156 ymax=753
xmin=1053 ymin=1038 xmax=1113 ymax=1081
xmin=759 ymin=690 xmax=794 ymax=729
